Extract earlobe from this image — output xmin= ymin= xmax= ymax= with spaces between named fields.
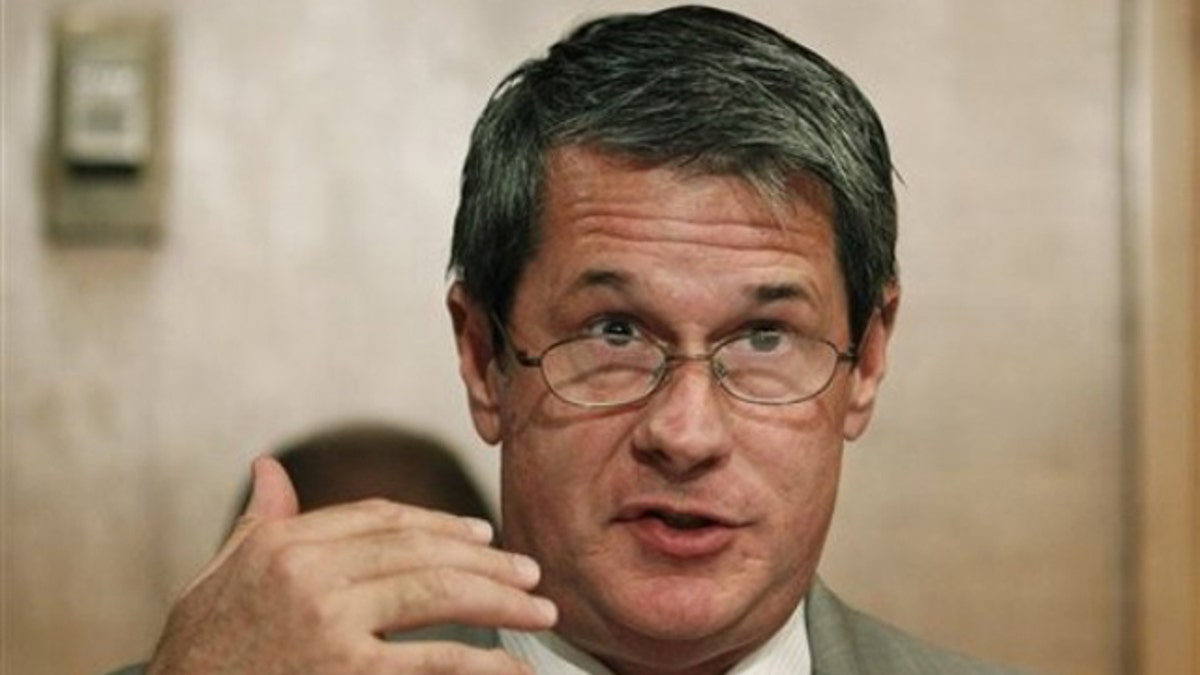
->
xmin=843 ymin=283 xmax=900 ymax=441
xmin=447 ymin=283 xmax=504 ymax=445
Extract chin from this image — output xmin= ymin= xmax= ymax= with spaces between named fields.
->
xmin=582 ymin=574 xmax=757 ymax=649
xmin=625 ymin=583 xmax=732 ymax=638
xmin=575 ymin=604 xmax=759 ymax=675
xmin=565 ymin=569 xmax=801 ymax=675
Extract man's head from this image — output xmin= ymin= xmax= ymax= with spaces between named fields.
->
xmin=450 ymin=4 xmax=896 ymax=347
xmin=448 ymin=5 xmax=899 ymax=674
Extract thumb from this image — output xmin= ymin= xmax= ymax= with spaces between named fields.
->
xmin=182 ymin=457 xmax=299 ymax=596
xmin=244 ymin=455 xmax=300 ymax=521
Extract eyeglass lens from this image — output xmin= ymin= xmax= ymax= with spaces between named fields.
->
xmin=539 ymin=333 xmax=840 ymax=406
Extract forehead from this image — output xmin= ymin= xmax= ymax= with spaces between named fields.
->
xmin=513 ymin=146 xmax=848 ymax=331
xmin=534 ymin=145 xmax=839 ymax=273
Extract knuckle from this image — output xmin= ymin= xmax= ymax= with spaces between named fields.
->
xmin=266 ymin=543 xmax=314 ymax=585
xmin=357 ymin=497 xmax=398 ymax=514
xmin=404 ymin=567 xmax=466 ymax=616
xmin=423 ymin=567 xmax=458 ymax=602
xmin=395 ymin=526 xmax=434 ymax=551
xmin=294 ymin=586 xmax=344 ymax=629
xmin=311 ymin=636 xmax=368 ymax=675
xmin=357 ymin=497 xmax=407 ymax=522
xmin=354 ymin=498 xmax=426 ymax=529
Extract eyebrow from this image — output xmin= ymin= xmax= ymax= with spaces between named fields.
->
xmin=749 ymin=283 xmax=810 ymax=305
xmin=568 ymin=268 xmax=632 ymax=295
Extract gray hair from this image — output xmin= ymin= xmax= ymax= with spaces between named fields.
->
xmin=450 ymin=5 xmax=896 ymax=344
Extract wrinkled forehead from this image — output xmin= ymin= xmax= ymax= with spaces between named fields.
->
xmin=539 ymin=143 xmax=837 ymax=233
xmin=500 ymin=145 xmax=849 ymax=349
xmin=529 ymin=145 xmax=843 ymax=293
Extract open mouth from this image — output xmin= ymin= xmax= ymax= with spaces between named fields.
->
xmin=647 ymin=509 xmax=719 ymax=530
xmin=617 ymin=504 xmax=740 ymax=558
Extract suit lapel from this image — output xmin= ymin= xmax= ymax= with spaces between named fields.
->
xmin=807 ymin=579 xmax=870 ymax=675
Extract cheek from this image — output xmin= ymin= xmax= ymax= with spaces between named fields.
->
xmin=741 ymin=444 xmax=841 ymax=593
xmin=500 ymin=370 xmax=636 ymax=479
xmin=500 ymin=444 xmax=565 ymax=558
xmin=497 ymin=401 xmax=631 ymax=549
xmin=736 ymin=399 xmax=845 ymax=540
xmin=776 ymin=451 xmax=841 ymax=540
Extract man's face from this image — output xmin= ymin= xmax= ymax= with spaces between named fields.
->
xmin=451 ymin=146 xmax=895 ymax=674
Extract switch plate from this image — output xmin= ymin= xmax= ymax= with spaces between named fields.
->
xmin=62 ymin=40 xmax=152 ymax=167
xmin=47 ymin=11 xmax=167 ymax=246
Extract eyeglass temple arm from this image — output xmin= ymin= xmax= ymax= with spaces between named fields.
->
xmin=489 ymin=313 xmax=543 ymax=368
xmin=843 ymin=305 xmax=890 ymax=365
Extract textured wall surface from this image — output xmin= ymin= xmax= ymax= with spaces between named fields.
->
xmin=2 ymin=1 xmax=1123 ymax=674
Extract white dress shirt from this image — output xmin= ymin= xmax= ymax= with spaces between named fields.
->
xmin=499 ymin=599 xmax=811 ymax=675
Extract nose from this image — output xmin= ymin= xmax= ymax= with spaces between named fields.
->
xmin=631 ymin=358 xmax=732 ymax=481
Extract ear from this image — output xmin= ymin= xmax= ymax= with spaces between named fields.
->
xmin=447 ymin=283 xmax=504 ymax=445
xmin=842 ymin=283 xmax=900 ymax=441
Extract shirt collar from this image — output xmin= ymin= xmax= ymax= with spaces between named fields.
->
xmin=499 ymin=599 xmax=811 ymax=675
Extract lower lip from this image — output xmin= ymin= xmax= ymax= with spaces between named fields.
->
xmin=622 ymin=518 xmax=738 ymax=559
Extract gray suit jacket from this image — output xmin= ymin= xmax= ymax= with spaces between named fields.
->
xmin=805 ymin=581 xmax=1026 ymax=674
xmin=105 ymin=580 xmax=1028 ymax=674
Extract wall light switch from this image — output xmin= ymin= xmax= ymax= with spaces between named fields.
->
xmin=47 ymin=11 xmax=168 ymax=246
xmin=62 ymin=38 xmax=152 ymax=167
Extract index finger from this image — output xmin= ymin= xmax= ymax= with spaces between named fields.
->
xmin=249 ymin=498 xmax=494 ymax=548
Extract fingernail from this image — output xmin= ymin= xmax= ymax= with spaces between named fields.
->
xmin=512 ymin=554 xmax=541 ymax=584
xmin=464 ymin=517 xmax=494 ymax=542
xmin=533 ymin=596 xmax=558 ymax=624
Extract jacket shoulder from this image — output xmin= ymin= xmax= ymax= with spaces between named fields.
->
xmin=807 ymin=581 xmax=1033 ymax=675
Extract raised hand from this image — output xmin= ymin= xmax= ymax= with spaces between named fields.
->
xmin=146 ymin=457 xmax=555 ymax=674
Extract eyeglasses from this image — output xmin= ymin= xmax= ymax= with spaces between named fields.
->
xmin=495 ymin=320 xmax=857 ymax=408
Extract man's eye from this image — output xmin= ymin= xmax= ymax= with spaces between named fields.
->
xmin=745 ymin=327 xmax=785 ymax=353
xmin=586 ymin=317 xmax=640 ymax=345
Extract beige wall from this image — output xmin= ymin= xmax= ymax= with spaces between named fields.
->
xmin=2 ymin=1 xmax=1127 ymax=674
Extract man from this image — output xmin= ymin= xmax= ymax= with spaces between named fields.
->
xmin=118 ymin=6 xmax=1023 ymax=674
